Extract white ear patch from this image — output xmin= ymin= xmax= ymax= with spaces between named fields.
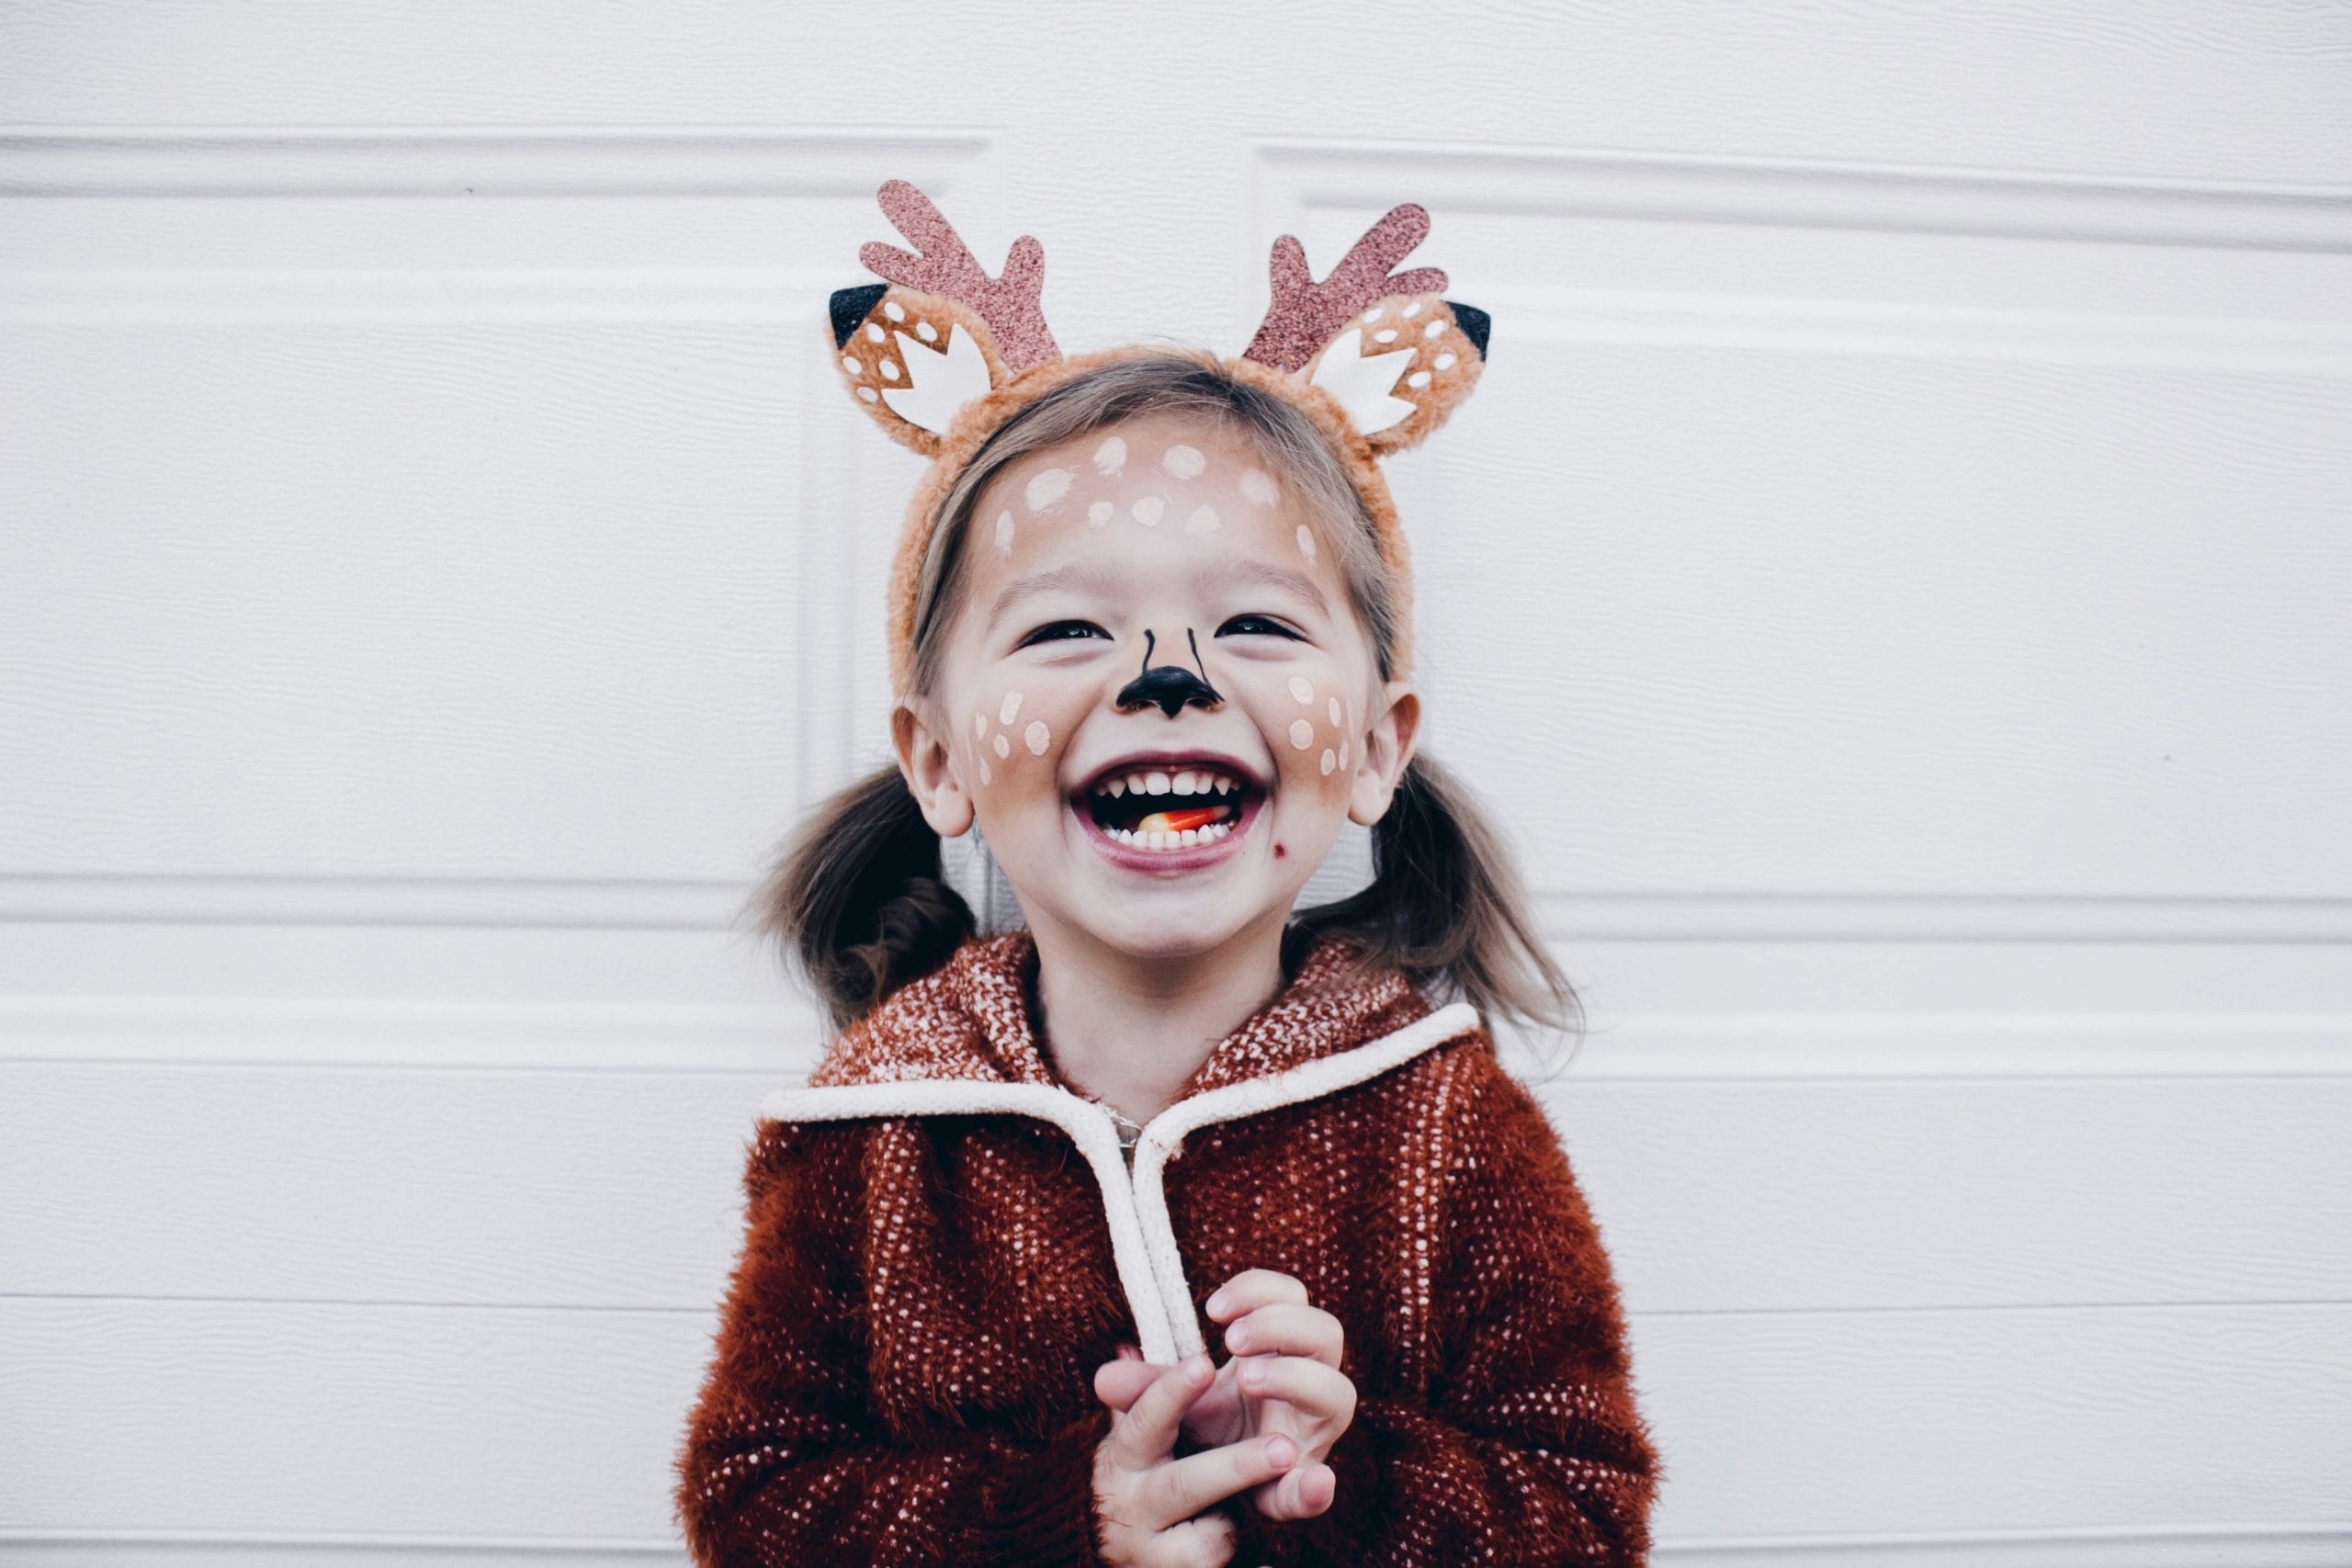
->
xmin=1306 ymin=326 xmax=1418 ymax=435
xmin=877 ymin=321 xmax=991 ymax=435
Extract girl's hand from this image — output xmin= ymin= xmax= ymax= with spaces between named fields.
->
xmin=1092 ymin=1268 xmax=1358 ymax=1521
xmin=1091 ymin=1351 xmax=1303 ymax=1567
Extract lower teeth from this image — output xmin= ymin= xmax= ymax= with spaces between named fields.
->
xmin=1108 ymin=821 xmax=1231 ymax=850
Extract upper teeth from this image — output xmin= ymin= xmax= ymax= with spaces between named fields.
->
xmin=1094 ymin=769 xmax=1240 ymax=799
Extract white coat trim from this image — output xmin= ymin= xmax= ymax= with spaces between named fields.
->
xmin=1127 ymin=999 xmax=1478 ymax=1358
xmin=757 ymin=1000 xmax=1482 ymax=1365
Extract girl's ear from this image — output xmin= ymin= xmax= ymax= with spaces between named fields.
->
xmin=829 ymin=180 xmax=1063 ymax=457
xmin=891 ymin=699 xmax=976 ymax=838
xmin=1348 ymin=680 xmax=1422 ymax=828
xmin=1240 ymin=205 xmax=1490 ymax=456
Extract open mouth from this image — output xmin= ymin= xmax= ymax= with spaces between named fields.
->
xmin=1079 ymin=761 xmax=1256 ymax=851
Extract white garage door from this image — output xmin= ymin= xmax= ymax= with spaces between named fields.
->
xmin=4 ymin=4 xmax=2348 ymax=1563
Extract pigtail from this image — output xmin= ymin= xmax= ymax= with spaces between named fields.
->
xmin=752 ymin=764 xmax=976 ymax=1030
xmin=1294 ymin=752 xmax=1581 ymax=1059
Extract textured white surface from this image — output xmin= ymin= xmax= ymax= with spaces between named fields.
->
xmin=4 ymin=0 xmax=2348 ymax=1561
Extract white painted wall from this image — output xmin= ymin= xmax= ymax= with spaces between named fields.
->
xmin=4 ymin=4 xmax=2348 ymax=1562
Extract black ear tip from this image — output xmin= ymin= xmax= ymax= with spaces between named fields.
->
xmin=1445 ymin=300 xmax=1491 ymax=359
xmin=829 ymin=283 xmax=890 ymax=349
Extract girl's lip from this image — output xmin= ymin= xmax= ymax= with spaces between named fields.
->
xmin=1072 ymin=787 xmax=1263 ymax=874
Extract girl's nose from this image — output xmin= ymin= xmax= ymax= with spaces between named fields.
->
xmin=1114 ymin=627 xmax=1224 ymax=717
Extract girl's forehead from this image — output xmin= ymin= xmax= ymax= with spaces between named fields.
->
xmin=964 ymin=414 xmax=1338 ymax=599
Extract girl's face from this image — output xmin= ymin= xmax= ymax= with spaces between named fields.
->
xmin=895 ymin=411 xmax=1418 ymax=965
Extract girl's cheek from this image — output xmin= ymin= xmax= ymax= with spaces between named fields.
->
xmin=1254 ymin=668 xmax=1358 ymax=795
xmin=957 ymin=681 xmax=1078 ymax=797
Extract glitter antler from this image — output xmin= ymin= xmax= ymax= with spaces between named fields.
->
xmin=859 ymin=180 xmax=1061 ymax=374
xmin=1240 ymin=204 xmax=1451 ymax=374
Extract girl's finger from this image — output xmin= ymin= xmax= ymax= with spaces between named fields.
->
xmin=1222 ymin=1301 xmax=1344 ymax=1366
xmin=1091 ymin=1355 xmax=1164 ymax=1415
xmin=1204 ymin=1268 xmax=1307 ymax=1322
xmin=1105 ymin=1354 xmax=1213 ymax=1472
xmin=1142 ymin=1431 xmax=1300 ymax=1532
xmin=1233 ymin=1353 xmax=1356 ymax=1421
xmin=1254 ymin=1459 xmax=1338 ymax=1522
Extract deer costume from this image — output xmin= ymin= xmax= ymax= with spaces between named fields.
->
xmin=675 ymin=183 xmax=1660 ymax=1564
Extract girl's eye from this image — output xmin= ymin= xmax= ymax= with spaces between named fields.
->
xmin=1016 ymin=619 xmax=1109 ymax=649
xmin=1216 ymin=614 xmax=1305 ymax=641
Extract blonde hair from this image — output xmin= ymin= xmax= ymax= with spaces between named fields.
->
xmin=759 ymin=352 xmax=1578 ymax=1051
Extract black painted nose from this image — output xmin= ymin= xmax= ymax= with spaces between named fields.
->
xmin=1118 ymin=664 xmax=1219 ymax=717
xmin=1114 ymin=629 xmax=1223 ymax=717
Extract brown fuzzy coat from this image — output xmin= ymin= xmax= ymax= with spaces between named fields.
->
xmin=675 ymin=931 xmax=1660 ymax=1563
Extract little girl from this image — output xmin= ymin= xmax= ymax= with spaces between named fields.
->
xmin=676 ymin=182 xmax=1660 ymax=1565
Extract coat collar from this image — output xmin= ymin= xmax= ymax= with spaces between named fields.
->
xmin=807 ymin=927 xmax=1437 ymax=1100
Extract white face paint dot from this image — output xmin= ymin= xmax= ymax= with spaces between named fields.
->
xmin=1339 ymin=739 xmax=1349 ymax=770
xmin=1024 ymin=467 xmax=1073 ymax=513
xmin=993 ymin=510 xmax=1014 ymax=554
xmin=1087 ymin=499 xmax=1114 ymax=525
xmin=1320 ymin=748 xmax=1336 ymax=775
xmin=1023 ymin=720 xmax=1049 ymax=755
xmin=1295 ymin=524 xmax=1317 ymax=562
xmin=1423 ymin=319 xmax=1445 ymax=339
xmin=1287 ymin=675 xmax=1315 ymax=705
xmin=1160 ymin=444 xmax=1205 ymax=479
xmin=999 ymin=691 xmax=1023 ymax=725
xmin=1408 ymin=369 xmax=1431 ymax=389
xmin=973 ymin=712 xmax=988 ymax=739
xmin=1289 ymin=719 xmax=1316 ymax=750
xmin=1362 ymin=305 xmax=1384 ymax=323
xmin=1329 ymin=696 xmax=1342 ymax=726
xmin=1182 ymin=502 xmax=1221 ymax=536
xmin=865 ymin=321 xmax=885 ymax=343
xmin=880 ymin=359 xmax=900 ymax=380
xmin=1132 ymin=494 xmax=1165 ymax=526
xmin=979 ymin=757 xmax=992 ymax=785
xmin=841 ymin=355 xmax=861 ymax=375
xmin=1091 ymin=435 xmax=1127 ymax=475
xmin=1434 ymin=351 xmax=1458 ymax=370
xmin=1374 ymin=328 xmax=1399 ymax=344
xmin=857 ymin=386 xmax=878 ymax=402
xmin=1402 ymin=300 xmax=1424 ymax=318
xmin=992 ymin=733 xmax=1011 ymax=759
xmin=883 ymin=299 xmax=906 ymax=322
xmin=1239 ymin=468 xmax=1278 ymax=507
xmin=916 ymin=320 xmax=938 ymax=343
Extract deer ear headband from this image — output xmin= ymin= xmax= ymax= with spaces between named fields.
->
xmin=830 ymin=180 xmax=1490 ymax=694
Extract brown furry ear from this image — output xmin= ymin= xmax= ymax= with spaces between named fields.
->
xmin=1297 ymin=294 xmax=1489 ymax=454
xmin=829 ymin=180 xmax=1062 ymax=456
xmin=829 ymin=283 xmax=1011 ymax=458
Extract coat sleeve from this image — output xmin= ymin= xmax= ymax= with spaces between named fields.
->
xmin=674 ymin=1117 xmax=1115 ymax=1566
xmin=1234 ymin=1043 xmax=1662 ymax=1565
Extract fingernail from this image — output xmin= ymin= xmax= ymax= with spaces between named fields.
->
xmin=1227 ymin=1321 xmax=1249 ymax=1350
xmin=1206 ymin=1288 xmax=1229 ymax=1314
xmin=1184 ymin=1353 xmax=1212 ymax=1383
xmin=1264 ymin=1434 xmax=1296 ymax=1467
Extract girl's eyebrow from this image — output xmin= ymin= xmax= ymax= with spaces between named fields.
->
xmin=988 ymin=560 xmax=1124 ymax=626
xmin=1203 ymin=558 xmax=1329 ymax=611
